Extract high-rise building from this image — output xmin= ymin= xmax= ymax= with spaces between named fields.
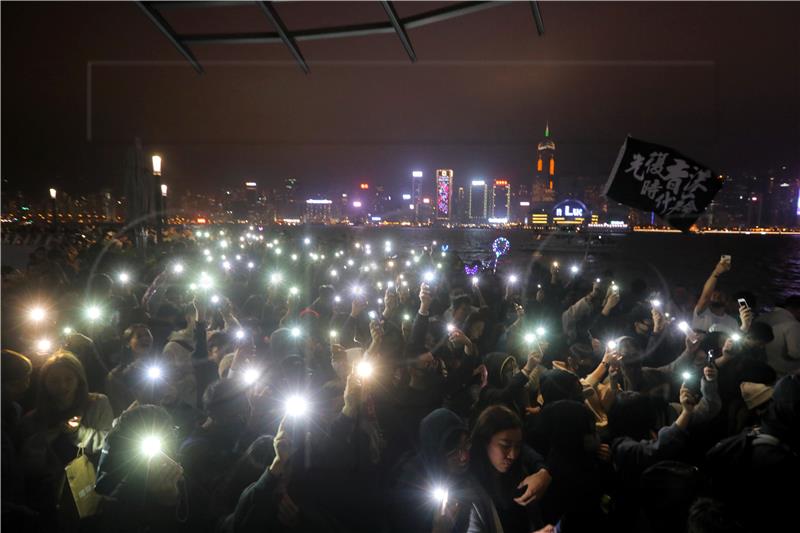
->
xmin=512 ymin=183 xmax=531 ymax=223
xmin=305 ymin=199 xmax=332 ymax=223
xmin=411 ymin=170 xmax=423 ymax=208
xmin=468 ymin=180 xmax=488 ymax=222
xmin=435 ymin=169 xmax=454 ymax=220
xmin=491 ymin=179 xmax=511 ymax=221
xmin=274 ymin=178 xmax=299 ymax=220
xmin=533 ymin=122 xmax=557 ymax=207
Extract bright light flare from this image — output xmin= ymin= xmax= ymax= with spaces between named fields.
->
xmin=28 ymin=306 xmax=47 ymax=323
xmin=35 ymin=338 xmax=53 ymax=353
xmin=285 ymin=395 xmax=309 ymax=417
xmin=140 ymin=435 xmax=162 ymax=458
xmin=147 ymin=365 xmax=162 ymax=380
xmin=243 ymin=368 xmax=260 ymax=385
xmin=356 ymin=360 xmax=374 ymax=379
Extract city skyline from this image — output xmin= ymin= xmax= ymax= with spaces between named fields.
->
xmin=2 ymin=1 xmax=798 ymax=197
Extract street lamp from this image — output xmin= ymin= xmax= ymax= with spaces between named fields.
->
xmin=152 ymin=155 xmax=162 ymax=176
xmin=151 ymin=155 xmax=164 ymax=242
xmin=49 ymin=188 xmax=57 ymax=219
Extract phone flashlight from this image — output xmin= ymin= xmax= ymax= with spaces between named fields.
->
xmin=243 ymin=368 xmax=260 ymax=385
xmin=329 ymin=330 xmax=338 ymax=339
xmin=678 ymin=321 xmax=690 ymax=333
xmin=432 ymin=487 xmax=449 ymax=514
xmin=570 ymin=265 xmax=580 ymax=274
xmin=423 ymin=271 xmax=436 ymax=283
xmin=285 ymin=395 xmax=309 ymax=417
xmin=650 ymin=299 xmax=662 ymax=308
xmin=172 ymin=263 xmax=185 ymax=274
xmin=356 ymin=360 xmax=374 ymax=379
xmin=210 ymin=295 xmax=221 ymax=305
xmin=290 ymin=327 xmax=301 ymax=338
xmin=118 ymin=272 xmax=130 ymax=284
xmin=235 ymin=329 xmax=246 ymax=340
xmin=508 ymin=275 xmax=518 ymax=284
xmin=62 ymin=326 xmax=74 ymax=335
xmin=289 ymin=287 xmax=299 ymax=296
xmin=552 ymin=261 xmax=559 ymax=268
xmin=681 ymin=371 xmax=693 ymax=382
xmin=368 ymin=311 xmax=377 ymax=320
xmin=403 ymin=314 xmax=411 ymax=322
xmin=85 ymin=305 xmax=102 ymax=322
xmin=606 ymin=340 xmax=618 ymax=350
xmin=28 ymin=306 xmax=46 ymax=323
xmin=146 ymin=365 xmax=162 ymax=380
xmin=35 ymin=338 xmax=53 ymax=353
xmin=247 ymin=262 xmax=255 ymax=270
xmin=270 ymin=272 xmax=283 ymax=285
xmin=141 ymin=435 xmax=163 ymax=458
xmin=472 ymin=276 xmax=479 ymax=286
xmin=446 ymin=323 xmax=456 ymax=333
xmin=731 ymin=333 xmax=742 ymax=342
xmin=524 ymin=332 xmax=537 ymax=344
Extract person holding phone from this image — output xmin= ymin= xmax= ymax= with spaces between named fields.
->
xmin=692 ymin=257 xmax=739 ymax=334
xmin=468 ymin=405 xmax=551 ymax=533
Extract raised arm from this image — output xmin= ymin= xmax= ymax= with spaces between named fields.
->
xmin=695 ymin=257 xmax=730 ymax=315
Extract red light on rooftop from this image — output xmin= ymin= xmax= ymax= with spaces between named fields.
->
xmin=197 ymin=217 xmax=207 ymax=224
xmin=360 ymin=183 xmax=369 ymax=190
xmin=494 ymin=179 xmax=509 ymax=186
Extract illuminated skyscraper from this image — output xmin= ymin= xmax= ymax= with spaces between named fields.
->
xmin=468 ymin=180 xmax=488 ymax=221
xmin=435 ymin=169 xmax=454 ymax=220
xmin=533 ymin=122 xmax=557 ymax=207
xmin=491 ymin=179 xmax=511 ymax=221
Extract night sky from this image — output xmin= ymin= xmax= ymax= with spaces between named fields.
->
xmin=2 ymin=1 xmax=799 ymax=198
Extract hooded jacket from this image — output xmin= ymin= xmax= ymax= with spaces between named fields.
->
xmin=391 ymin=408 xmax=486 ymax=533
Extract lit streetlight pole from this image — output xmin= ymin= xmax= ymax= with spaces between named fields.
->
xmin=152 ymin=155 xmax=163 ymax=242
xmin=49 ymin=188 xmax=57 ymax=219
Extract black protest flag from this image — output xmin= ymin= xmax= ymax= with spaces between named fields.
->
xmin=602 ymin=136 xmax=724 ymax=232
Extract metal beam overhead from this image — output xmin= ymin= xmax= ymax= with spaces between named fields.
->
xmin=151 ymin=1 xmax=537 ymax=71
xmin=380 ymin=1 xmax=416 ymax=62
xmin=529 ymin=1 xmax=545 ymax=36
xmin=182 ymin=32 xmax=282 ymax=45
xmin=256 ymin=1 xmax=310 ymax=74
xmin=155 ymin=1 xmax=253 ymax=9
xmin=403 ymin=1 xmax=506 ymax=30
xmin=136 ymin=1 xmax=204 ymax=74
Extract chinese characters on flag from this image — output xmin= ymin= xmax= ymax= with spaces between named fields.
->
xmin=603 ymin=136 xmax=724 ymax=232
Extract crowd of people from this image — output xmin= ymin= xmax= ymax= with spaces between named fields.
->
xmin=2 ymin=225 xmax=799 ymax=533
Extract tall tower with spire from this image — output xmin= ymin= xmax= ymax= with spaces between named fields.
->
xmin=532 ymin=122 xmax=557 ymax=208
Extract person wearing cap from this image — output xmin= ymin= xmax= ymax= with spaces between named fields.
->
xmin=733 ymin=382 xmax=774 ymax=433
xmin=708 ymin=375 xmax=800 ymax=531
